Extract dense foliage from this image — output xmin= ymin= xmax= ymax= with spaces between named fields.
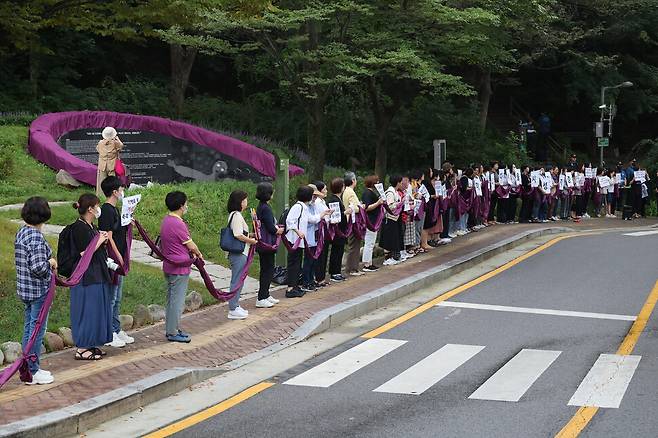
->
xmin=1 ymin=0 xmax=657 ymax=176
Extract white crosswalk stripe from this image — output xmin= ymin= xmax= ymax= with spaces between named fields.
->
xmin=283 ymin=338 xmax=406 ymax=388
xmin=469 ymin=349 xmax=562 ymax=402
xmin=283 ymin=341 xmax=642 ymax=408
xmin=373 ymin=344 xmax=485 ymax=395
xmin=568 ymin=354 xmax=641 ymax=408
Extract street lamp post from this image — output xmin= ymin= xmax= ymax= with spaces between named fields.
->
xmin=599 ymin=81 xmax=633 ymax=167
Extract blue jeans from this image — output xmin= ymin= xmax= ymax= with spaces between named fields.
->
xmin=448 ymin=208 xmax=457 ymax=234
xmin=228 ymin=253 xmax=247 ymax=311
xmin=110 ymin=276 xmax=124 ymax=334
xmin=459 ymin=213 xmax=469 ymax=231
xmin=22 ymin=294 xmax=48 ymax=374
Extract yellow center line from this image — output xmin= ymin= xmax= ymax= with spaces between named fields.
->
xmin=143 ymin=382 xmax=275 ymax=438
xmin=362 ymin=234 xmax=577 ymax=339
xmin=555 ymin=280 xmax=658 ymax=438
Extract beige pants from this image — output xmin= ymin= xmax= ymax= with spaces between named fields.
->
xmin=96 ymin=169 xmax=115 ymax=197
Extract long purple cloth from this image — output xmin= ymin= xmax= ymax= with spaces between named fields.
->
xmin=134 ymin=220 xmax=254 ymax=302
xmin=28 ymin=111 xmax=304 ymax=186
xmin=0 ymin=235 xmax=101 ymax=388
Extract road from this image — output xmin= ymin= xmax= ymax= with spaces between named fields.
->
xmin=151 ymin=230 xmax=658 ymax=438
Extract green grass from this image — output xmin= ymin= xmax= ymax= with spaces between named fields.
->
xmin=0 ymin=219 xmax=212 ymax=344
xmin=0 ymin=126 xmax=88 ymax=205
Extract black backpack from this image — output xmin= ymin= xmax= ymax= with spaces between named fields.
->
xmin=278 ymin=202 xmax=302 ymax=233
xmin=57 ymin=224 xmax=78 ymax=278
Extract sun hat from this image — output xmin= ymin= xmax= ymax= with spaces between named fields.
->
xmin=102 ymin=127 xmax=117 ymax=140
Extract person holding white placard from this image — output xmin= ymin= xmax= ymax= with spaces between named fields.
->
xmin=302 ymin=184 xmax=332 ymax=292
xmin=381 ymin=175 xmax=404 ymax=265
xmin=98 ymin=176 xmax=133 ymax=348
xmin=342 ymin=172 xmax=363 ymax=276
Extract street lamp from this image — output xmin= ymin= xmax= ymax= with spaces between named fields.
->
xmin=599 ymin=81 xmax=633 ymax=166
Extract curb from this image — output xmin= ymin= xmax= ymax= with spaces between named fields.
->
xmin=0 ymin=226 xmax=572 ymax=438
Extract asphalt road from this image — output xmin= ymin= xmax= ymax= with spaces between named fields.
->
xmin=172 ymin=231 xmax=658 ymax=438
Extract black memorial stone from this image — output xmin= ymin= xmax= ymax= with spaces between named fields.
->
xmin=58 ymin=129 xmax=271 ymax=185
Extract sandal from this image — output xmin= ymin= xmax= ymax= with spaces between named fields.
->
xmin=93 ymin=347 xmax=107 ymax=356
xmin=75 ymin=348 xmax=102 ymax=361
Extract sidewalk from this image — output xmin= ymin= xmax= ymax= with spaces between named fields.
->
xmin=1 ymin=217 xmax=656 ymax=436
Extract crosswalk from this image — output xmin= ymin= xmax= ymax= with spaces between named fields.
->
xmin=284 ymin=339 xmax=641 ymax=408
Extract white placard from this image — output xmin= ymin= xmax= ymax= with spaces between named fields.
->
xmin=585 ymin=168 xmax=593 ymax=179
xmin=541 ymin=176 xmax=552 ymax=193
xmin=566 ymin=172 xmax=574 ymax=188
xmin=634 ymin=170 xmax=646 ymax=183
xmin=576 ymin=173 xmax=585 ymax=187
xmin=434 ymin=181 xmax=442 ymax=197
xmin=599 ymin=176 xmax=610 ymax=188
xmin=474 ymin=178 xmax=482 ymax=196
xmin=592 ymin=168 xmax=598 ymax=178
xmin=413 ymin=199 xmax=422 ymax=215
xmin=418 ymin=184 xmax=430 ymax=202
xmin=530 ymin=171 xmax=540 ymax=188
xmin=489 ymin=173 xmax=496 ymax=188
xmin=350 ymin=203 xmax=357 ymax=223
xmin=328 ymin=202 xmax=341 ymax=224
xmin=515 ymin=169 xmax=522 ymax=183
xmin=559 ymin=174 xmax=566 ymax=190
xmin=467 ymin=178 xmax=473 ymax=188
xmin=615 ymin=174 xmax=622 ymax=184
xmin=458 ymin=169 xmax=463 ymax=178
xmin=121 ymin=194 xmax=141 ymax=226
xmin=375 ymin=183 xmax=385 ymax=199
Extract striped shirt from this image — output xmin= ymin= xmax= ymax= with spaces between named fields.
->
xmin=15 ymin=225 xmax=52 ymax=301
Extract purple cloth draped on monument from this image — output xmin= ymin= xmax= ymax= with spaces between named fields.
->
xmin=28 ymin=111 xmax=304 ymax=186
xmin=0 ymin=235 xmax=101 ymax=388
xmin=134 ymin=220 xmax=253 ymax=301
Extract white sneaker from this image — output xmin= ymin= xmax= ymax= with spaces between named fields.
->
xmin=448 ymin=233 xmax=457 ymax=238
xmin=236 ymin=306 xmax=249 ymax=315
xmin=256 ymin=299 xmax=274 ymax=308
xmin=228 ymin=307 xmax=248 ymax=320
xmin=267 ymin=296 xmax=280 ymax=304
xmin=456 ymin=230 xmax=466 ymax=236
xmin=39 ymin=369 xmax=52 ymax=376
xmin=439 ymin=238 xmax=451 ymax=244
xmin=401 ymin=251 xmax=415 ymax=259
xmin=105 ymin=332 xmax=126 ymax=348
xmin=583 ymin=213 xmax=590 ymax=219
xmin=118 ymin=330 xmax=134 ymax=344
xmin=383 ymin=258 xmax=399 ymax=266
xmin=25 ymin=369 xmax=54 ymax=385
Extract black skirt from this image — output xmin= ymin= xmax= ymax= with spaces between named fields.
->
xmin=379 ymin=218 xmax=403 ymax=252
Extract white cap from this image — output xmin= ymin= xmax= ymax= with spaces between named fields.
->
xmin=102 ymin=127 xmax=117 ymax=140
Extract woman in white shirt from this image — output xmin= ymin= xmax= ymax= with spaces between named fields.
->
xmin=226 ymin=190 xmax=258 ymax=320
xmin=302 ymin=183 xmax=331 ymax=291
xmin=285 ymin=186 xmax=313 ymax=298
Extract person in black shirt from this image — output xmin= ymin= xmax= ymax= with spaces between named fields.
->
xmin=361 ymin=175 xmax=384 ymax=272
xmin=99 ymin=177 xmax=134 ymax=348
xmin=69 ymin=194 xmax=112 ymax=361
xmin=519 ymin=165 xmax=533 ymax=222
xmin=325 ymin=178 xmax=351 ymax=282
xmin=255 ymin=182 xmax=283 ymax=307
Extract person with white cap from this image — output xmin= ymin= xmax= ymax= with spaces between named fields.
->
xmin=96 ymin=127 xmax=123 ymax=197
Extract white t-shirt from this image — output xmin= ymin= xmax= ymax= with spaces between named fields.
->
xmin=229 ymin=211 xmax=250 ymax=256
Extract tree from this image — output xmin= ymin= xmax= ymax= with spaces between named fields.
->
xmin=166 ymin=0 xmax=370 ymax=180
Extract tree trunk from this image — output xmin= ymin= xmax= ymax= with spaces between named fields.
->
xmin=478 ymin=68 xmax=492 ymax=134
xmin=307 ymin=99 xmax=325 ymax=181
xmin=169 ymin=44 xmax=197 ymax=117
xmin=29 ymin=40 xmax=40 ymax=101
xmin=367 ymin=78 xmax=398 ymax=181
xmin=374 ymin=128 xmax=388 ymax=182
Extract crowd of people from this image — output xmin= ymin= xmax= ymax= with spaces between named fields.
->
xmin=12 ymin=153 xmax=657 ymax=386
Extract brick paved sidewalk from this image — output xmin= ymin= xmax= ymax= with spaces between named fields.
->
xmin=0 ymin=217 xmax=656 ymax=427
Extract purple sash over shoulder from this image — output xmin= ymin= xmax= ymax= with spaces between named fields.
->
xmin=0 ymin=235 xmax=101 ymax=388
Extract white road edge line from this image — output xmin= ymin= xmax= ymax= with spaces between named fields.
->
xmin=436 ymin=301 xmax=636 ymax=321
xmin=623 ymin=230 xmax=658 ymax=237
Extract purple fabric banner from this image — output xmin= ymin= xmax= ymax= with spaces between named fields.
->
xmin=0 ymin=235 xmax=101 ymax=388
xmin=28 ymin=111 xmax=304 ymax=186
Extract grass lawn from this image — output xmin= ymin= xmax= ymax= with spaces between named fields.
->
xmin=0 ymin=219 xmax=212 ymax=344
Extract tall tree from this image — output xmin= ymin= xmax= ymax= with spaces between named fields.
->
xmin=166 ymin=0 xmax=369 ymax=180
